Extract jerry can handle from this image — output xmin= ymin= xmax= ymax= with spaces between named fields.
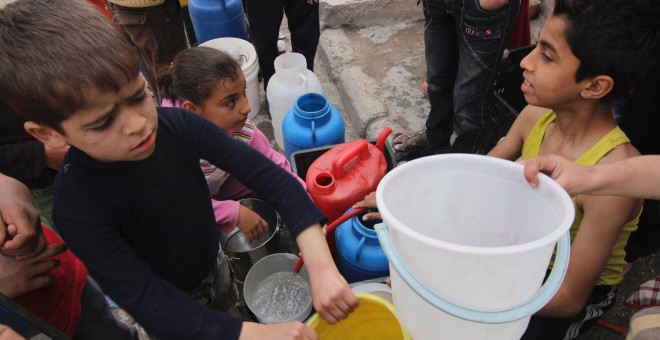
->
xmin=375 ymin=127 xmax=393 ymax=154
xmin=331 ymin=140 xmax=371 ymax=179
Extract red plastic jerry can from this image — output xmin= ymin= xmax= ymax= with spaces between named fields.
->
xmin=306 ymin=128 xmax=392 ymax=251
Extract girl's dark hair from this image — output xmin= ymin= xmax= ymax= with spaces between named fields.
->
xmin=553 ymin=0 xmax=660 ymax=101
xmin=157 ymin=46 xmax=241 ymax=105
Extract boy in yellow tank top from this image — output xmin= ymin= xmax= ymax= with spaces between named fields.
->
xmin=488 ymin=0 xmax=659 ymax=338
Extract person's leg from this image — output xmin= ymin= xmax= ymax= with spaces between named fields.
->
xmin=103 ymin=0 xmax=187 ymax=101
xmin=423 ymin=0 xmax=458 ymax=151
xmin=450 ymin=0 xmax=519 ymax=154
xmin=246 ymin=0 xmax=285 ymax=90
xmin=521 ymin=285 xmax=618 ymax=340
xmin=188 ymin=251 xmax=239 ymax=313
xmin=73 ymin=277 xmax=138 ymax=340
xmin=284 ymin=0 xmax=320 ymax=72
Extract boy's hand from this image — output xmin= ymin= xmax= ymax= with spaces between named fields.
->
xmin=0 ymin=174 xmax=46 ymax=259
xmin=295 ymin=225 xmax=358 ymax=324
xmin=236 ymin=205 xmax=269 ymax=242
xmin=239 ymin=321 xmax=317 ymax=340
xmin=353 ymin=191 xmax=381 ymax=220
xmin=0 ymin=243 xmax=66 ymax=298
xmin=307 ymin=265 xmax=357 ymax=324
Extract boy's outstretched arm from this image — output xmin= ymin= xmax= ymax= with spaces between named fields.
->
xmin=296 ymin=224 xmax=358 ymax=324
xmin=523 ymin=155 xmax=660 ymax=199
xmin=0 ymin=174 xmax=45 ymax=259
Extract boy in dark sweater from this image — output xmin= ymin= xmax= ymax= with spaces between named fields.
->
xmin=0 ymin=1 xmax=356 ymax=339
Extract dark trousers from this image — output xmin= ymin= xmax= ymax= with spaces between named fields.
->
xmin=245 ymin=0 xmax=320 ymax=90
xmin=422 ymin=0 xmax=519 ymax=154
xmin=73 ymin=277 xmax=137 ymax=340
xmin=104 ymin=0 xmax=188 ymax=101
xmin=521 ymin=285 xmax=617 ymax=340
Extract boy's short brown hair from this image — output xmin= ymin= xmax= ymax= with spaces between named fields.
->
xmin=0 ymin=0 xmax=140 ymax=132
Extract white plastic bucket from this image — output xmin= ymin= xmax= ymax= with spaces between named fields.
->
xmin=200 ymin=37 xmax=260 ymax=119
xmin=266 ymin=52 xmax=322 ymax=149
xmin=374 ymin=154 xmax=574 ymax=340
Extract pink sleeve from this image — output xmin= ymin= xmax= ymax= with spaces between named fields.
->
xmin=212 ymin=198 xmax=240 ymax=234
xmin=160 ymin=98 xmax=180 ymax=108
xmin=248 ymin=127 xmax=307 ymax=189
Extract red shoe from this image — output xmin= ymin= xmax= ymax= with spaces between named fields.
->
xmin=421 ymin=81 xmax=428 ymax=95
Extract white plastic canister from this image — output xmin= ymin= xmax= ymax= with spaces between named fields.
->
xmin=266 ymin=52 xmax=322 ymax=149
xmin=200 ymin=37 xmax=260 ymax=119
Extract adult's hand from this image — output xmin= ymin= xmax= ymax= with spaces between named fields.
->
xmin=520 ymin=155 xmax=590 ymax=196
xmin=0 ymin=174 xmax=45 ymax=259
xmin=0 ymin=243 xmax=66 ymax=298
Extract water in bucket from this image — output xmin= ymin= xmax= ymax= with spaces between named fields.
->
xmin=374 ymin=154 xmax=574 ymax=340
xmin=199 ymin=38 xmax=260 ymax=119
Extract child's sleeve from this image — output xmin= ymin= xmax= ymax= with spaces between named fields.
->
xmin=211 ymin=198 xmax=240 ymax=234
xmin=190 ymin=115 xmax=325 ymax=237
xmin=247 ymin=126 xmax=307 ymax=189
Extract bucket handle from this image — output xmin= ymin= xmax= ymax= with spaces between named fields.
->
xmin=332 ymin=140 xmax=371 ymax=179
xmin=374 ymin=223 xmax=570 ymax=324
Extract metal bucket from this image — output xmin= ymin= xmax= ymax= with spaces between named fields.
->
xmin=244 ymin=253 xmax=313 ymax=323
xmin=219 ymin=198 xmax=281 ymax=282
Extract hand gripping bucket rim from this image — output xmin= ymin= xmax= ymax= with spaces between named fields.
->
xmin=374 ymin=154 xmax=574 ymax=324
xmin=306 ymin=293 xmax=411 ymax=339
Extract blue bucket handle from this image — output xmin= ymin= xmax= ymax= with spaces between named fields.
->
xmin=374 ymin=223 xmax=570 ymax=324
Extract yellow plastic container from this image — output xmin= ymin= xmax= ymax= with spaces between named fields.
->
xmin=306 ymin=293 xmax=411 ymax=339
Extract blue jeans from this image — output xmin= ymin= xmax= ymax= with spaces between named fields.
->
xmin=422 ymin=0 xmax=519 ymax=154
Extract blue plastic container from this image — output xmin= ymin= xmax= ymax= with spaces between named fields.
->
xmin=335 ymin=208 xmax=389 ymax=283
xmin=283 ymin=93 xmax=345 ymax=161
xmin=188 ymin=0 xmax=248 ymax=44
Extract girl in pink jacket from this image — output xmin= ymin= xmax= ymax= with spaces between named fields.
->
xmin=158 ymin=46 xmax=306 ymax=242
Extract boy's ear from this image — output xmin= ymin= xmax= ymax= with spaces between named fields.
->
xmin=581 ymin=75 xmax=614 ymax=100
xmin=181 ymin=100 xmax=199 ymax=114
xmin=23 ymin=121 xmax=68 ymax=149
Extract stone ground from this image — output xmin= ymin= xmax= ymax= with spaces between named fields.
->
xmin=111 ymin=1 xmax=660 ymax=339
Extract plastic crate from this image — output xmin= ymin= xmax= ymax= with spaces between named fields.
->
xmin=493 ymin=44 xmax=536 ymax=113
xmin=480 ymin=44 xmax=535 ymax=151
xmin=290 ymin=139 xmax=398 ymax=181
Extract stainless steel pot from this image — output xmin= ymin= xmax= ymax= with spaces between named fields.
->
xmin=219 ymin=198 xmax=282 ymax=283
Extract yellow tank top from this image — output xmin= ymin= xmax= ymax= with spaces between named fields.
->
xmin=522 ymin=110 xmax=639 ymax=286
